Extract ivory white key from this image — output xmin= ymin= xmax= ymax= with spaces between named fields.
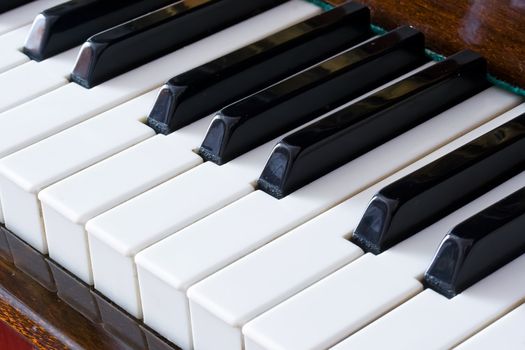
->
xmin=455 ymin=303 xmax=525 ymax=350
xmin=0 ymin=25 xmax=31 ymax=73
xmin=0 ymin=91 xmax=157 ymax=254
xmin=184 ymin=96 xmax=525 ymax=350
xmin=334 ymin=251 xmax=525 ymax=350
xmin=87 ymin=61 xmax=441 ymax=320
xmin=39 ymin=115 xmax=211 ymax=283
xmin=0 ymin=0 xmax=65 ymax=35
xmin=0 ymin=0 xmax=321 ymax=241
xmin=243 ymin=254 xmax=420 ymax=350
xmin=133 ymin=88 xmax=521 ymax=347
xmin=0 ymin=46 xmax=79 ymax=113
xmin=243 ymin=158 xmax=525 ymax=350
xmin=87 ymin=135 xmax=289 ymax=318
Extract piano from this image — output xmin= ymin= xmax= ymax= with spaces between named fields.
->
xmin=0 ymin=0 xmax=523 ymax=349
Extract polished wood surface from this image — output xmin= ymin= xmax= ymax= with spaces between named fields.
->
xmin=0 ymin=227 xmax=180 ymax=350
xmin=348 ymin=0 xmax=525 ymax=90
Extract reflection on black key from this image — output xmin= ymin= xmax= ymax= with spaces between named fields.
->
xmin=148 ymin=3 xmax=372 ymax=134
xmin=23 ymin=0 xmax=175 ymax=61
xmin=71 ymin=0 xmax=287 ymax=88
xmin=199 ymin=26 xmax=427 ymax=165
xmin=425 ymin=185 xmax=525 ymax=298
xmin=258 ymin=50 xmax=489 ymax=199
xmin=147 ymin=3 xmax=372 ymax=134
xmin=0 ymin=0 xmax=33 ymax=14
xmin=352 ymin=115 xmax=525 ymax=254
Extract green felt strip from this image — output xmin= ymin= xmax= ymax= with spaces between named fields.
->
xmin=304 ymin=0 xmax=334 ymax=11
xmin=487 ymin=74 xmax=525 ymax=97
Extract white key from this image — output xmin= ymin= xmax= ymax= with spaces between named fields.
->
xmin=88 ymin=144 xmax=275 ymax=318
xmin=243 ymin=168 xmax=525 ymax=350
xmin=0 ymin=0 xmax=66 ymax=35
xmin=334 ymin=252 xmax=525 ymax=350
xmin=133 ymin=89 xmax=521 ymax=348
xmin=43 ymin=29 xmax=386 ymax=284
xmin=0 ymin=25 xmax=31 ymax=73
xmin=39 ymin=114 xmax=210 ymax=283
xmin=0 ymin=91 xmax=157 ymax=254
xmin=88 ymin=61 xmax=441 ymax=320
xmin=39 ymin=129 xmax=209 ymax=284
xmin=0 ymin=0 xmax=321 ymax=240
xmin=455 ymin=304 xmax=525 ymax=350
xmin=0 ymin=47 xmax=78 ymax=113
xmin=244 ymin=254 xmax=421 ymax=350
xmin=185 ymin=95 xmax=524 ymax=350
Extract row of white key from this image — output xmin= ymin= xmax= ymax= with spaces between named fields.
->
xmin=23 ymin=60 xmax=435 ymax=287
xmin=183 ymin=101 xmax=525 ymax=350
xmin=133 ymin=90 xmax=522 ymax=349
xmin=71 ymin=62 xmax=441 ymax=321
xmin=243 ymin=168 xmax=525 ymax=350
xmin=334 ymin=244 xmax=525 ymax=350
xmin=0 ymin=0 xmax=322 ymax=246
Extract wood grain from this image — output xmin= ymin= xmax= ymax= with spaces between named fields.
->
xmin=353 ymin=0 xmax=525 ymax=90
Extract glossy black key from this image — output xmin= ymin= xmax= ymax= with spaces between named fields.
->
xmin=199 ymin=26 xmax=427 ymax=165
xmin=0 ymin=0 xmax=33 ymax=14
xmin=352 ymin=115 xmax=525 ymax=254
xmin=258 ymin=50 xmax=489 ymax=199
xmin=23 ymin=0 xmax=175 ymax=61
xmin=147 ymin=3 xmax=372 ymax=134
xmin=425 ymin=185 xmax=525 ymax=298
xmin=71 ymin=0 xmax=287 ymax=88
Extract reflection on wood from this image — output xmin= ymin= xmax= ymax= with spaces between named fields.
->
xmin=355 ymin=0 xmax=525 ymax=90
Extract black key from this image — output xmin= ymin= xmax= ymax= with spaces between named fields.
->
xmin=0 ymin=0 xmax=33 ymax=14
xmin=148 ymin=3 xmax=372 ymax=134
xmin=199 ymin=26 xmax=427 ymax=165
xmin=352 ymin=114 xmax=525 ymax=254
xmin=23 ymin=0 xmax=175 ymax=61
xmin=425 ymin=185 xmax=525 ymax=298
xmin=257 ymin=50 xmax=489 ymax=199
xmin=71 ymin=0 xmax=287 ymax=88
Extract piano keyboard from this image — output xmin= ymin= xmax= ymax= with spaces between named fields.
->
xmin=0 ymin=1 xmax=524 ymax=349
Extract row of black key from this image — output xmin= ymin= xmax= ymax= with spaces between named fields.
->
xmin=15 ymin=0 xmax=524 ymax=302
xmin=176 ymin=4 xmax=519 ymax=300
xmin=147 ymin=2 xmax=373 ymax=134
xmin=198 ymin=26 xmax=427 ymax=164
xmin=147 ymin=5 xmax=524 ymax=303
xmin=19 ymin=0 xmax=289 ymax=86
xmin=352 ymin=113 xmax=525 ymax=298
xmin=258 ymin=50 xmax=489 ymax=198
